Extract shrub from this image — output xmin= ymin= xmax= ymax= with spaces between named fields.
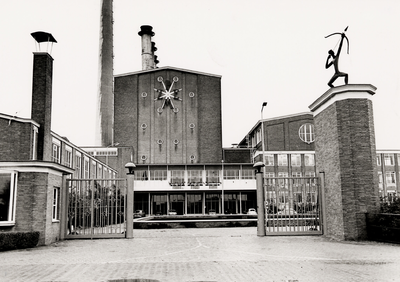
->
xmin=0 ymin=231 xmax=40 ymax=252
xmin=380 ymin=195 xmax=400 ymax=214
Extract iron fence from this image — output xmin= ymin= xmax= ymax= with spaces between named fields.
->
xmin=264 ymin=177 xmax=322 ymax=235
xmin=66 ymin=178 xmax=127 ymax=239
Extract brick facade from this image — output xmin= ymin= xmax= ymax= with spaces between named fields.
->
xmin=312 ymin=87 xmax=380 ymax=240
xmin=113 ymin=68 xmax=222 ymax=166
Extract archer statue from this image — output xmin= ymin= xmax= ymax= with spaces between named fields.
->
xmin=325 ymin=26 xmax=350 ymax=88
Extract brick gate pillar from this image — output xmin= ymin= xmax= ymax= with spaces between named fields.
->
xmin=309 ymin=84 xmax=380 ymax=240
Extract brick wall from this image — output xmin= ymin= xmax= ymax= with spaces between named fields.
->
xmin=113 ymin=69 xmax=222 ymax=166
xmin=315 ymin=98 xmax=379 ymax=240
xmin=7 ymin=171 xmax=63 ymax=245
xmin=0 ymin=119 xmax=33 ymax=161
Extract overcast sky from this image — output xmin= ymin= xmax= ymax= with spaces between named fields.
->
xmin=1 ymin=0 xmax=399 ymax=149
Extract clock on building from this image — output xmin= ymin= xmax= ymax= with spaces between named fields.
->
xmin=154 ymin=76 xmax=182 ymax=111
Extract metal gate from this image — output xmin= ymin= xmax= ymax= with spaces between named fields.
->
xmin=66 ymin=178 xmax=127 ymax=239
xmin=264 ymin=177 xmax=323 ymax=235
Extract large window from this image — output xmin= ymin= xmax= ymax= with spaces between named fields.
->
xmin=206 ymin=170 xmax=220 ymax=184
xmin=188 ymin=170 xmax=203 ymax=185
xmin=304 ymin=154 xmax=315 ymax=166
xmin=150 ymin=170 xmax=167 ymax=181
xmin=386 ymin=172 xmax=396 ymax=186
xmin=223 ymin=169 xmax=239 ymax=180
xmin=241 ymin=169 xmax=255 ymax=179
xmin=384 ymin=154 xmax=394 ymax=166
xmin=278 ymin=154 xmax=288 ymax=166
xmin=0 ymin=171 xmax=17 ymax=224
xmin=264 ymin=154 xmax=274 ymax=166
xmin=291 ymin=154 xmax=301 ymax=166
xmin=170 ymin=170 xmax=185 ymax=185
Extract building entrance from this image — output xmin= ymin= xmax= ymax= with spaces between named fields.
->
xmin=169 ymin=193 xmax=185 ymax=215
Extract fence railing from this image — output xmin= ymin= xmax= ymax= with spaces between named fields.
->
xmin=264 ymin=177 xmax=322 ymax=235
xmin=66 ymin=179 xmax=127 ymax=238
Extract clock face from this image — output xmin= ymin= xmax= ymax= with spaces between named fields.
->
xmin=154 ymin=76 xmax=182 ymax=111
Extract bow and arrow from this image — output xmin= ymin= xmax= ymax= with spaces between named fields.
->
xmin=325 ymin=26 xmax=350 ymax=88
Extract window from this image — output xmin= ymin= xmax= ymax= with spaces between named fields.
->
xmin=377 ymin=155 xmax=382 ymax=166
xmin=97 ymin=164 xmax=102 ymax=178
xmin=292 ymin=172 xmax=302 ymax=177
xmin=384 ymin=154 xmax=394 ymax=166
xmin=299 ymin=123 xmax=315 ymax=144
xmin=135 ymin=170 xmax=148 ymax=181
xmin=223 ymin=169 xmax=239 ymax=180
xmin=84 ymin=158 xmax=90 ymax=179
xmin=150 ymin=170 xmax=167 ymax=181
xmin=0 ymin=170 xmax=17 ymax=224
xmin=386 ymin=172 xmax=396 ymax=186
xmin=378 ymin=172 xmax=383 ymax=189
xmin=241 ymin=169 xmax=255 ymax=179
xmin=264 ymin=154 xmax=274 ymax=166
xmin=305 ymin=172 xmax=316 ymax=177
xmin=170 ymin=170 xmax=185 ymax=184
xmin=51 ymin=138 xmax=61 ymax=163
xmin=305 ymin=154 xmax=315 ymax=166
xmin=32 ymin=126 xmax=38 ymax=160
xmin=256 ymin=128 xmax=261 ymax=144
xmin=206 ymin=170 xmax=220 ymax=183
xmin=75 ymin=154 xmax=82 ymax=178
xmin=278 ymin=154 xmax=288 ymax=166
xmin=52 ymin=187 xmax=60 ymax=221
xmin=291 ymin=154 xmax=301 ymax=166
xmin=278 ymin=172 xmax=289 ymax=178
xmin=265 ymin=172 xmax=275 ymax=178
xmin=188 ymin=170 xmax=203 ymax=184
xmin=64 ymin=147 xmax=73 ymax=168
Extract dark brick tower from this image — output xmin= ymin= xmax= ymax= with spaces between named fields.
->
xmin=30 ymin=32 xmax=57 ymax=161
xmin=31 ymin=53 xmax=53 ymax=161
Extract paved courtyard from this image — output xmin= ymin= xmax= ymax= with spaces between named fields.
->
xmin=0 ymin=227 xmax=399 ymax=282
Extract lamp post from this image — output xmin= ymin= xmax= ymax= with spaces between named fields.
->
xmin=254 ymin=161 xmax=265 ymax=236
xmin=125 ymin=162 xmax=135 ymax=239
xmin=106 ymin=142 xmax=120 ymax=166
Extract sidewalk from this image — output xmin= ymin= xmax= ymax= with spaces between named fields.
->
xmin=0 ymin=227 xmax=399 ymax=282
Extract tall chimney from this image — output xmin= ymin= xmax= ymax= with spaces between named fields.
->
xmin=96 ymin=0 xmax=114 ymax=146
xmin=30 ymin=31 xmax=57 ymax=161
xmin=138 ymin=25 xmax=155 ymax=70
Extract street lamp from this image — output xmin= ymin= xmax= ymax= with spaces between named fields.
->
xmin=125 ymin=162 xmax=136 ymax=175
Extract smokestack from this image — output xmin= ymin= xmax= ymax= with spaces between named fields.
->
xmin=152 ymin=42 xmax=159 ymax=68
xmin=138 ymin=25 xmax=156 ymax=70
xmin=30 ymin=31 xmax=57 ymax=161
xmin=96 ymin=0 xmax=114 ymax=146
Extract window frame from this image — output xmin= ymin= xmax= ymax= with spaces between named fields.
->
xmin=52 ymin=187 xmax=60 ymax=222
xmin=0 ymin=170 xmax=18 ymax=226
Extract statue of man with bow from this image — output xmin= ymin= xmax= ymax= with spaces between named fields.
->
xmin=325 ymin=27 xmax=350 ymax=88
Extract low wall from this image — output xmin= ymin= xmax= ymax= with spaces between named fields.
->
xmin=367 ymin=213 xmax=400 ymax=244
xmin=134 ymin=216 xmax=257 ymax=229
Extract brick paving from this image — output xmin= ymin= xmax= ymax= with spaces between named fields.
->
xmin=0 ymin=227 xmax=399 ymax=281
